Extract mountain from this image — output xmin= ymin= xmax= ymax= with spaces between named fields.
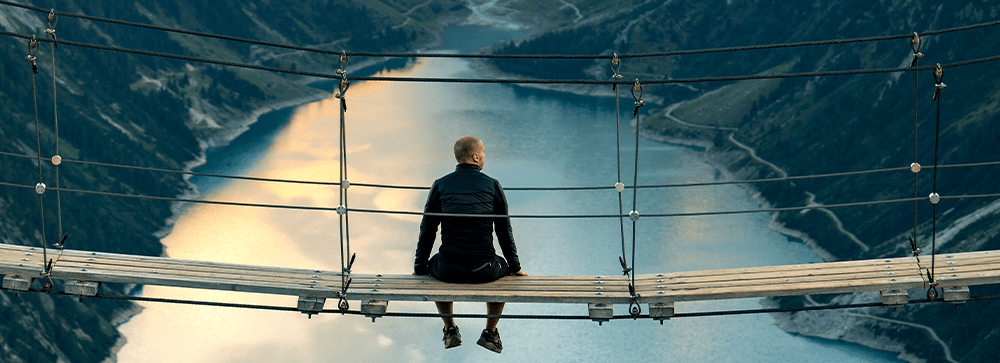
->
xmin=0 ymin=0 xmax=471 ymax=361
xmin=484 ymin=1 xmax=1000 ymax=361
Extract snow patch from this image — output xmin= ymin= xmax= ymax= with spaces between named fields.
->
xmin=188 ymin=107 xmax=222 ymax=129
xmin=99 ymin=112 xmax=136 ymax=140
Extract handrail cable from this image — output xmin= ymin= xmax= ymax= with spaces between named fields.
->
xmin=1 ymin=0 xmax=998 ymax=60
xmin=24 ymin=35 xmax=50 ymax=277
xmin=3 ymin=151 xmax=999 ymax=191
xmin=5 ymin=179 xmax=997 ymax=219
xmin=926 ymin=64 xmax=947 ymax=298
xmin=611 ymin=54 xmax=630 ymax=301
xmin=10 ymin=286 xmax=1000 ymax=321
xmin=910 ymin=33 xmax=923 ymax=261
xmin=1 ymin=30 xmax=999 ymax=85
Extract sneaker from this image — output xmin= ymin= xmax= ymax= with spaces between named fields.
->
xmin=442 ymin=326 xmax=461 ymax=349
xmin=476 ymin=328 xmax=502 ymax=354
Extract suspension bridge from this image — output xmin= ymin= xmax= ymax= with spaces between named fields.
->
xmin=1 ymin=1 xmax=999 ymax=324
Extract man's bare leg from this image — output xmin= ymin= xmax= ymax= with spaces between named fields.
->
xmin=436 ymin=301 xmax=455 ymax=328
xmin=486 ymin=302 xmax=504 ymax=331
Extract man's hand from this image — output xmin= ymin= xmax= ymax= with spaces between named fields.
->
xmin=509 ymin=269 xmax=529 ymax=276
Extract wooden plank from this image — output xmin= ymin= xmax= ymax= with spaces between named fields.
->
xmin=931 ymin=270 xmax=1000 ymax=288
xmin=633 ymin=257 xmax=919 ymax=280
xmin=641 ymin=276 xmax=927 ymax=303
xmin=633 ymin=264 xmax=922 ymax=288
xmin=48 ymin=259 xmax=343 ymax=288
xmin=632 ymin=269 xmax=923 ymax=292
xmin=1 ymin=243 xmax=995 ymax=306
xmin=346 ymin=288 xmax=630 ymax=304
xmin=0 ymin=245 xmax=332 ymax=276
xmin=0 ymin=248 xmax=341 ymax=281
xmin=40 ymin=265 xmax=345 ymax=298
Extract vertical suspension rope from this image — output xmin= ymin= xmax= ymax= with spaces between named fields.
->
xmin=25 ymin=36 xmax=51 ymax=278
xmin=628 ymin=79 xmax=646 ymax=318
xmin=46 ymin=10 xmax=65 ymax=249
xmin=334 ymin=51 xmax=353 ymax=312
xmin=908 ymin=32 xmax=923 ymax=259
xmin=926 ymin=64 xmax=946 ymax=300
xmin=610 ymin=54 xmax=630 ymax=281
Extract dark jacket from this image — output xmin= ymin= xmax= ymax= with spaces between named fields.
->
xmin=414 ymin=164 xmax=521 ymax=273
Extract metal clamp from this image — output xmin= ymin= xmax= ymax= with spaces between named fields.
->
xmin=335 ymin=51 xmax=350 ymax=110
xmin=610 ymin=53 xmax=623 ymax=91
xmin=25 ymin=36 xmax=39 ymax=74
xmin=618 ymin=256 xmax=632 ymax=276
xmin=45 ymin=9 xmax=58 ymax=46
xmin=909 ymin=32 xmax=922 ymax=66
xmin=631 ymin=79 xmax=645 ymax=116
xmin=932 ymin=64 xmax=946 ymax=100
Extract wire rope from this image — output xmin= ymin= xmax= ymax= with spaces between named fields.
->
xmin=2 ymin=30 xmax=1000 ymax=86
xmin=1 ymin=0 xmax=998 ymax=60
xmin=12 ymin=151 xmax=986 ymax=191
xmin=10 ymin=286 xmax=1000 ymax=321
xmin=6 ymin=180 xmax=983 ymax=219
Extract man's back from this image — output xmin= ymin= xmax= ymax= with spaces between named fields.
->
xmin=416 ymin=164 xmax=519 ymax=270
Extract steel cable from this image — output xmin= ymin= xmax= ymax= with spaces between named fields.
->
xmin=1 ymin=0 xmax=998 ymax=60
xmin=11 ymin=286 xmax=1000 ymax=321
xmin=2 ymin=30 xmax=1000 ymax=86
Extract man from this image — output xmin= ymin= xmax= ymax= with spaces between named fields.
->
xmin=414 ymin=136 xmax=528 ymax=354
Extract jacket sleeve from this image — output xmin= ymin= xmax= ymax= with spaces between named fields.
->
xmin=493 ymin=181 xmax=521 ymax=273
xmin=414 ymin=180 xmax=441 ymax=274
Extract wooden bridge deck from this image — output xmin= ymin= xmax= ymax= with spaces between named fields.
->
xmin=1 ymin=243 xmax=997 ymax=319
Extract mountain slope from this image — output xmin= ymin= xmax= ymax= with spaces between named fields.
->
xmin=0 ymin=1 xmax=468 ymax=361
xmin=486 ymin=1 xmax=1000 ymax=362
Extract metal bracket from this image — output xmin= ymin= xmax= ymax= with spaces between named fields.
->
xmin=880 ymin=290 xmax=909 ymax=307
xmin=3 ymin=275 xmax=33 ymax=291
xmin=66 ymin=281 xmax=100 ymax=301
xmin=649 ymin=302 xmax=675 ymax=324
xmin=588 ymin=303 xmax=613 ymax=325
xmin=943 ymin=286 xmax=970 ymax=305
xmin=297 ymin=296 xmax=326 ymax=318
xmin=361 ymin=300 xmax=388 ymax=322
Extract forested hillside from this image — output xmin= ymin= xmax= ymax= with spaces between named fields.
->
xmin=0 ymin=0 xmax=468 ymax=361
xmin=486 ymin=1 xmax=1000 ymax=361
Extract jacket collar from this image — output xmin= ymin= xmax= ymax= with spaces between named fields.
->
xmin=456 ymin=163 xmax=481 ymax=171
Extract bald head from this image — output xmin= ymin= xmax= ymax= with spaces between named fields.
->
xmin=454 ymin=136 xmax=485 ymax=168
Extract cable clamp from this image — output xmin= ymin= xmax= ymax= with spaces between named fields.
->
xmin=610 ymin=53 xmax=623 ymax=91
xmin=629 ymin=210 xmax=639 ymax=222
xmin=35 ymin=182 xmax=46 ymax=195
xmin=631 ymin=79 xmax=645 ymax=117
xmin=909 ymin=32 xmax=922 ymax=66
xmin=909 ymin=162 xmax=920 ymax=173
xmin=928 ymin=192 xmax=940 ymax=205
xmin=51 ymin=155 xmax=62 ymax=166
xmin=932 ymin=64 xmax=946 ymax=100
xmin=628 ymin=285 xmax=641 ymax=319
xmin=907 ymin=236 xmax=922 ymax=257
xmin=334 ymin=51 xmax=350 ymax=111
xmin=45 ymin=9 xmax=58 ymax=46
xmin=336 ymin=204 xmax=347 ymax=215
xmin=338 ymin=275 xmax=353 ymax=313
xmin=53 ymin=234 xmax=68 ymax=250
xmin=25 ymin=36 xmax=39 ymax=74
xmin=618 ymin=256 xmax=632 ymax=276
xmin=341 ymin=178 xmax=351 ymax=189
xmin=614 ymin=182 xmax=625 ymax=192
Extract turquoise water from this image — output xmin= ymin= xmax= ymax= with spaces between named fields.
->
xmin=118 ymin=25 xmax=903 ymax=363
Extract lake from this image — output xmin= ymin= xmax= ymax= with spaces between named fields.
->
xmin=116 ymin=24 xmax=902 ymax=363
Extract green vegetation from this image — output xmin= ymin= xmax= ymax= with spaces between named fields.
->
xmin=490 ymin=1 xmax=1000 ymax=361
xmin=0 ymin=0 xmax=469 ymax=361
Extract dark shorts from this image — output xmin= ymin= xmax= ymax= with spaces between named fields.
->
xmin=429 ymin=253 xmax=508 ymax=283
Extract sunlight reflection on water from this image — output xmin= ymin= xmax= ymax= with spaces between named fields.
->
xmin=117 ymin=45 xmax=901 ymax=363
